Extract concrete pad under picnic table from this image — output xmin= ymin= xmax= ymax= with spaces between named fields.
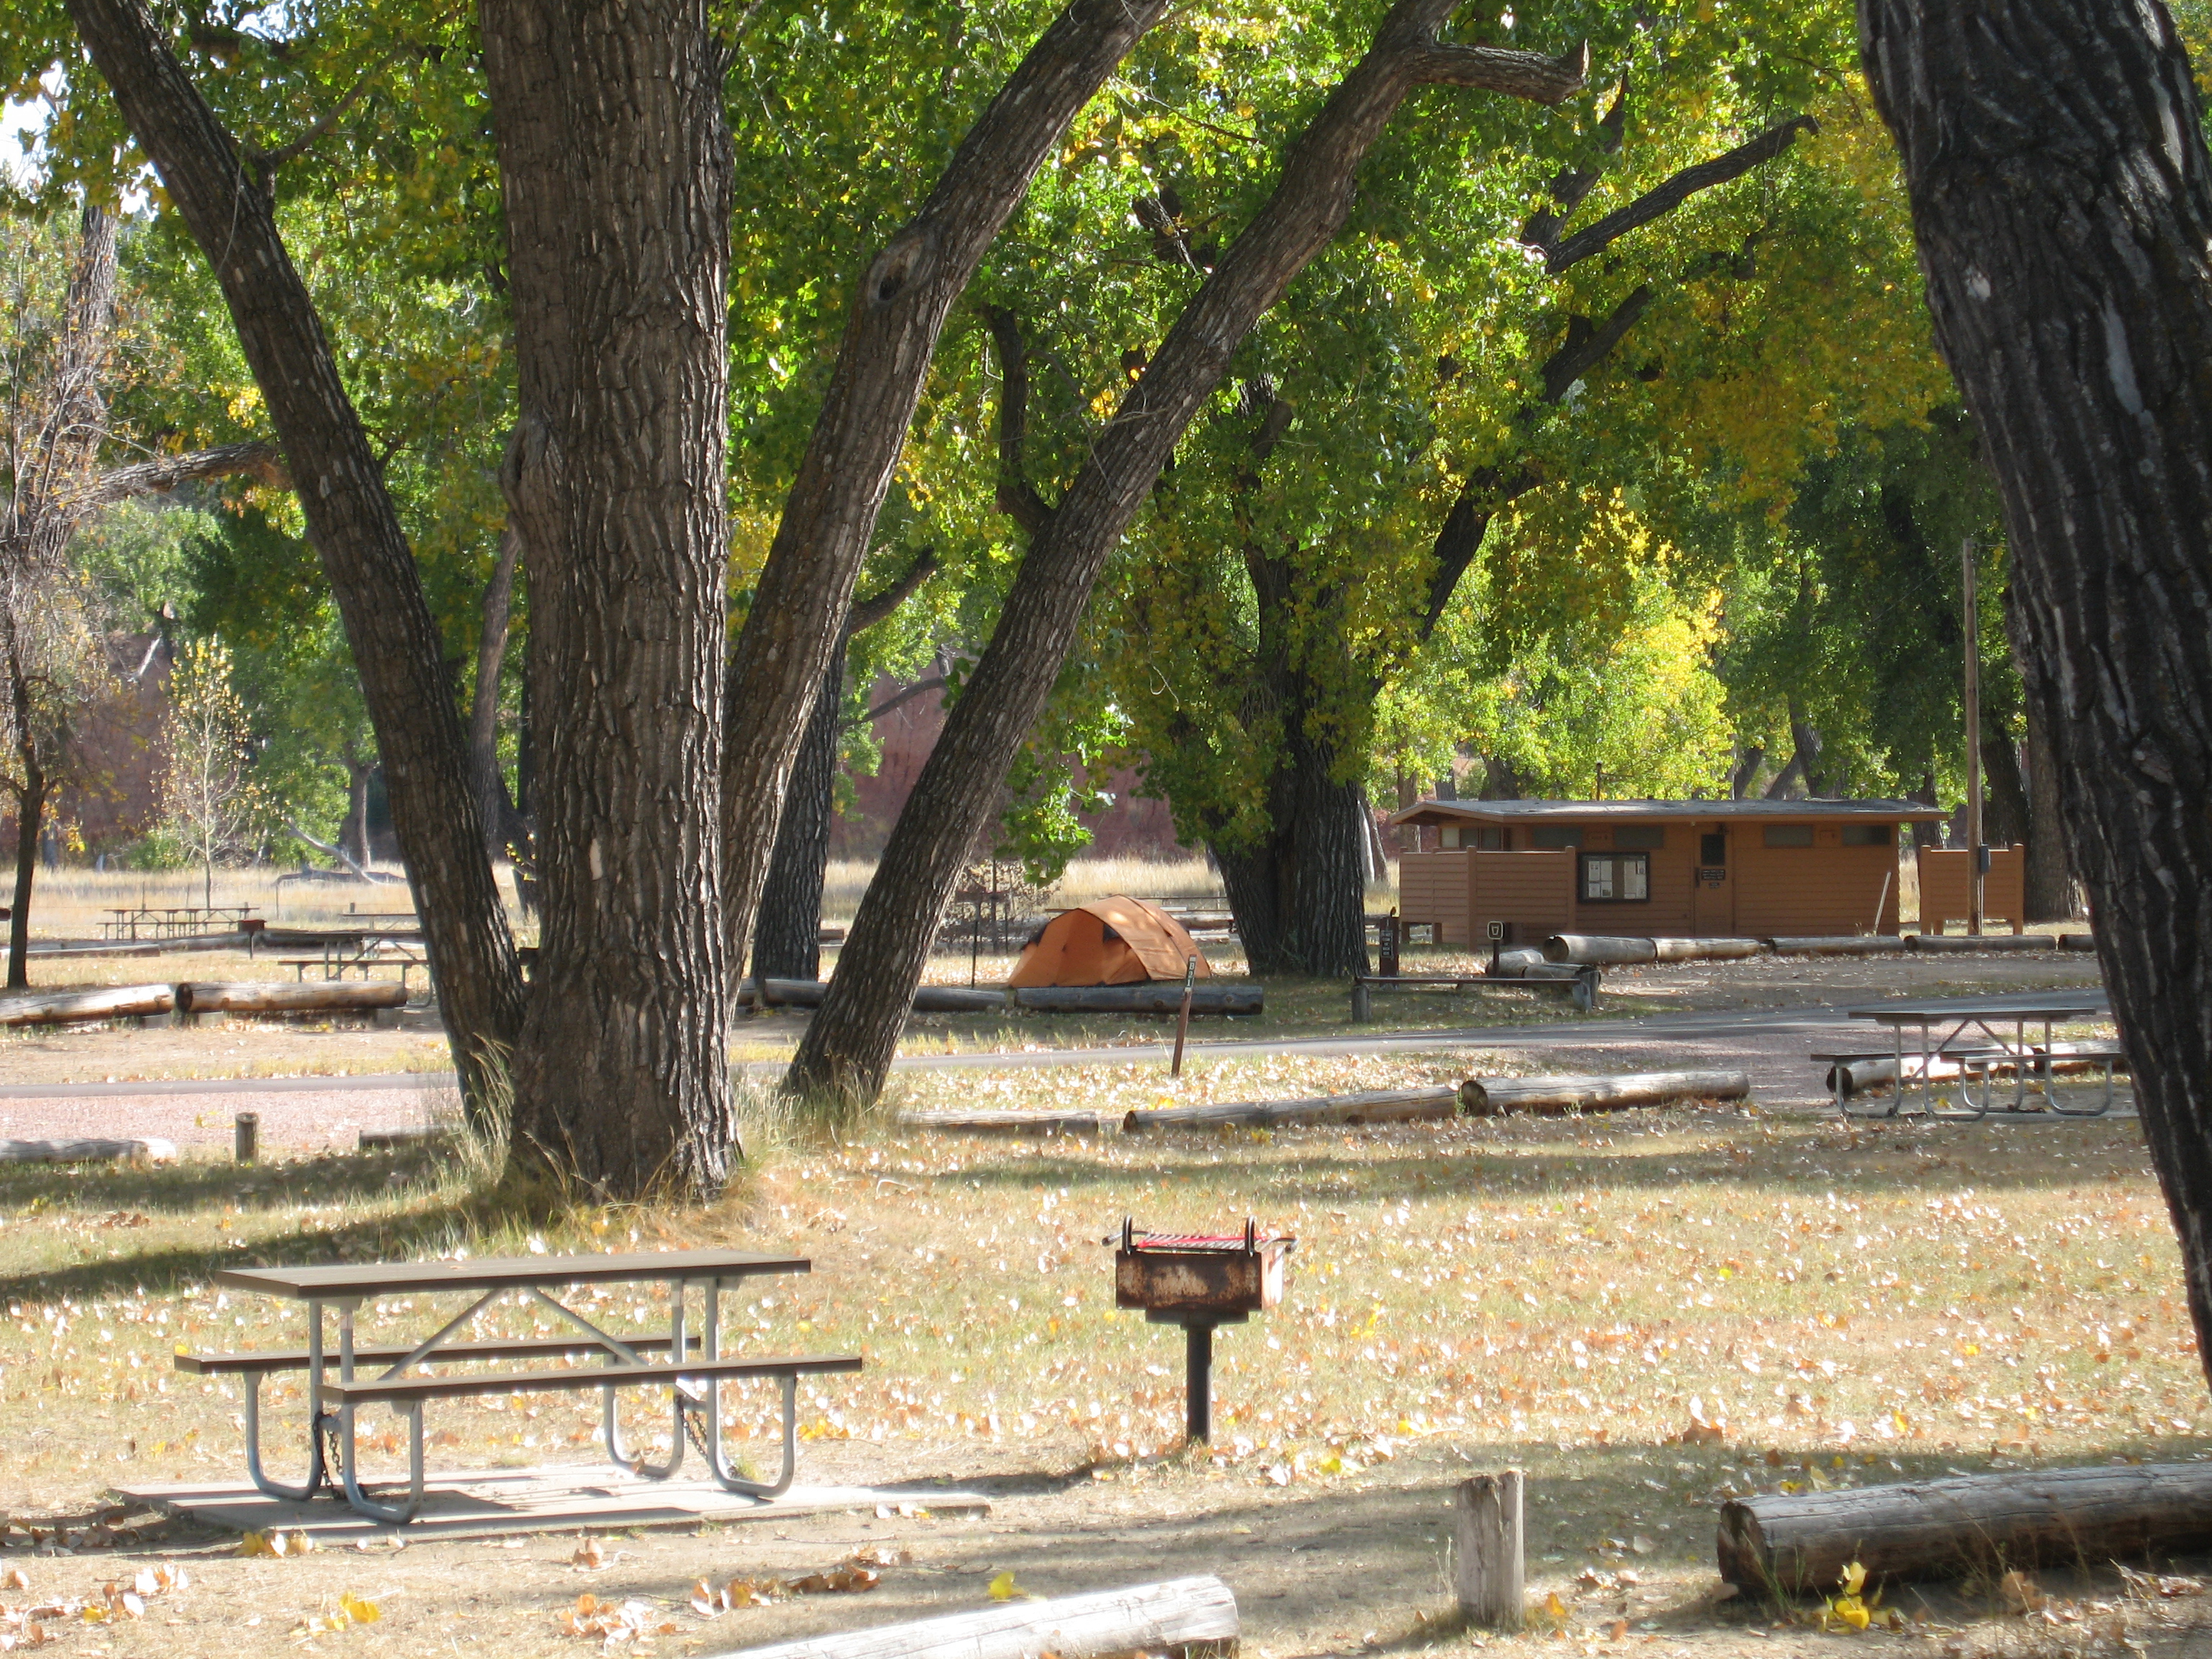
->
xmin=111 ymin=1466 xmax=991 ymax=1542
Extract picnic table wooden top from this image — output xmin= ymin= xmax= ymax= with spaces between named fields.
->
xmin=212 ymin=1248 xmax=809 ymax=1300
xmin=1845 ymin=990 xmax=2111 ymax=1024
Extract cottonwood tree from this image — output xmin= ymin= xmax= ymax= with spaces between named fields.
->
xmin=1 ymin=200 xmax=281 ymax=984
xmin=1858 ymin=0 xmax=2212 ymax=1374
xmin=60 ymin=0 xmax=526 ymax=1124
xmin=789 ymin=0 xmax=1588 ymax=1100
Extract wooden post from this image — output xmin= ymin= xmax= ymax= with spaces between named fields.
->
xmin=1349 ymin=977 xmax=1371 ymax=1024
xmin=1169 ymin=956 xmax=1197 ymax=1076
xmin=233 ymin=1111 xmax=258 ymax=1165
xmin=1962 ymin=536 xmax=1984 ymax=936
xmin=1453 ymin=1471 xmax=1524 ymax=1630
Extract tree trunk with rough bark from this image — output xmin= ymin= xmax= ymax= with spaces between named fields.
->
xmin=1861 ymin=0 xmax=2212 ymax=1385
xmin=5 ymin=758 xmax=42 ymax=992
xmin=340 ymin=744 xmax=374 ymax=871
xmin=716 ymin=0 xmax=1174 ymax=987
xmin=64 ymin=0 xmax=523 ymax=1117
xmin=1981 ymin=703 xmax=2030 ymax=848
xmin=468 ymin=523 xmax=521 ymax=864
xmin=787 ymin=2 xmax=1584 ymax=1101
xmin=483 ymin=0 xmax=734 ymax=1196
xmin=752 ymin=657 xmax=840 ymax=983
xmin=2019 ymin=665 xmax=2074 ymax=921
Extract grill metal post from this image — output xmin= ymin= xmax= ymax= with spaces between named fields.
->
xmin=1185 ymin=1321 xmax=1214 ymax=1442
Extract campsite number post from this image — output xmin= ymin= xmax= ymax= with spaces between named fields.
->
xmin=1171 ymin=955 xmax=1198 ymax=1078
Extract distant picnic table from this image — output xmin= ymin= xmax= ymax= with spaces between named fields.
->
xmin=101 ymin=904 xmax=258 ymax=940
xmin=176 ymin=1249 xmax=861 ymax=1523
xmin=1834 ymin=989 xmax=2119 ymax=1119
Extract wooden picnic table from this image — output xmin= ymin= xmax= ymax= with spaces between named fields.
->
xmin=1841 ymin=990 xmax=2117 ymax=1119
xmin=179 ymin=1248 xmax=858 ymax=1523
xmin=101 ymin=904 xmax=258 ymax=940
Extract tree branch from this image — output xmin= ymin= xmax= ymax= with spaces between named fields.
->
xmin=1540 ymin=286 xmax=1653 ymax=402
xmin=866 ymin=676 xmax=947 ymax=722
xmin=64 ymin=439 xmax=289 ymax=519
xmin=249 ymin=41 xmax=415 ymax=179
xmin=985 ymin=306 xmax=1054 ymax=537
xmin=1521 ymin=73 xmax=1628 ymax=248
xmin=1412 ymin=39 xmax=1588 ymax=102
xmin=1545 ymin=114 xmax=1818 ymax=274
xmin=848 ymin=544 xmax=939 ymax=634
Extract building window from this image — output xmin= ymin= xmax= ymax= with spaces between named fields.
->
xmin=1615 ymin=825 xmax=1665 ymax=850
xmin=1532 ymin=826 xmax=1583 ymax=850
xmin=1699 ymin=830 xmax=1727 ymax=866
xmin=1582 ymin=852 xmax=1649 ymax=902
xmin=1474 ymin=827 xmax=1506 ymax=850
xmin=1440 ymin=826 xmax=1461 ymax=849
xmin=1763 ymin=824 xmax=1815 ymax=848
xmin=1842 ymin=824 xmax=1892 ymax=846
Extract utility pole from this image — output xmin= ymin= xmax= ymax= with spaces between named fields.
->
xmin=1961 ymin=536 xmax=1984 ymax=936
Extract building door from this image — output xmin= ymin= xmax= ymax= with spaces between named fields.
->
xmin=1693 ymin=826 xmax=1734 ymax=935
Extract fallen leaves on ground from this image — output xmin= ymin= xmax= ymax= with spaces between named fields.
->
xmin=1 ymin=1562 xmax=189 ymax=1645
xmin=291 ymin=1591 xmax=380 ymax=1636
xmin=687 ymin=1552 xmax=893 ymax=1616
xmin=559 ymin=1593 xmax=678 ymax=1647
xmin=240 ymin=1528 xmax=315 ymax=1558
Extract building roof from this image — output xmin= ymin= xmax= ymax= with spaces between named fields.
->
xmin=1388 ymin=796 xmax=1948 ymax=828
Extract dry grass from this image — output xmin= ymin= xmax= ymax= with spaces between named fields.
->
xmin=22 ymin=865 xmax=534 ymax=940
xmin=0 ymin=1074 xmax=2198 ymax=1659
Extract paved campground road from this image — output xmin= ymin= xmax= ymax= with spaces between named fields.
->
xmin=0 ymin=1001 xmax=1881 ymax=1129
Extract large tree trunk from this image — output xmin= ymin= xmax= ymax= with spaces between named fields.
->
xmin=468 ymin=523 xmax=521 ymax=864
xmin=2020 ymin=666 xmax=2073 ymax=921
xmin=64 ymin=0 xmax=523 ymax=1118
xmin=716 ymin=0 xmax=1174 ymax=986
xmin=1862 ymin=0 xmax=2212 ymax=1385
xmin=1981 ymin=702 xmax=2030 ymax=849
xmin=340 ymin=742 xmax=374 ymax=871
xmin=752 ymin=657 xmax=841 ymax=983
xmin=483 ymin=0 xmax=734 ymax=1196
xmin=6 ymin=763 xmax=43 ymax=992
xmin=786 ymin=4 xmax=1583 ymax=1101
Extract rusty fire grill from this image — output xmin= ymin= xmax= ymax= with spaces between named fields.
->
xmin=1113 ymin=1218 xmax=1294 ymax=1442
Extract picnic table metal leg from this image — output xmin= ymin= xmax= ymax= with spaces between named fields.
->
xmin=242 ymin=1301 xmax=325 ymax=1502
xmin=693 ymin=1282 xmax=801 ymax=1499
xmin=331 ymin=1300 xmax=428 ymax=1523
xmin=603 ymin=1283 xmax=686 ymax=1479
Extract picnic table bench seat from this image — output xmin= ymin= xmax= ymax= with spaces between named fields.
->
xmin=174 ymin=1331 xmax=706 ymax=1376
xmin=321 ymin=1352 xmax=862 ymax=1406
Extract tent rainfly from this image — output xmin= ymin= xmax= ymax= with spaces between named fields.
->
xmin=1007 ymin=896 xmax=1214 ymax=989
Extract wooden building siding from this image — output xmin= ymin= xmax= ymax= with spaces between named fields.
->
xmin=1731 ymin=827 xmax=1905 ymax=937
xmin=1470 ymin=850 xmax=1575 ymax=944
xmin=1570 ymin=824 xmax=1698 ymax=935
xmin=1918 ymin=845 xmax=2027 ymax=932
xmin=1398 ymin=850 xmax=1575 ymax=945
xmin=1400 ymin=852 xmax=1472 ymax=945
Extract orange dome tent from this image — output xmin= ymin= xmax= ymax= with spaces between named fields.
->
xmin=1007 ymin=896 xmax=1215 ymax=989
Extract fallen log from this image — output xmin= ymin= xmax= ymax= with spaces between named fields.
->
xmin=2062 ymin=932 xmax=2096 ymax=950
xmin=0 ymin=984 xmax=176 ymax=1026
xmin=1014 ymin=985 xmax=1262 ymax=1015
xmin=1125 ymin=1085 xmax=1457 ymax=1133
xmin=1490 ymin=946 xmax=1549 ymax=974
xmin=1907 ymin=932 xmax=2066 ymax=953
xmin=0 ymin=1137 xmax=177 ymax=1164
xmin=707 ymin=1575 xmax=1238 ymax=1659
xmin=179 ymin=980 xmax=408 ymax=1015
xmin=1717 ymin=1462 xmax=2212 ymax=1594
xmin=896 ymin=1109 xmax=1115 ymax=1136
xmin=1766 ymin=935 xmax=1910 ymax=956
xmin=1461 ymin=1069 xmax=1750 ymax=1117
xmin=739 ymin=979 xmax=1263 ymax=1016
xmin=1650 ymin=937 xmax=1768 ymax=962
xmin=1541 ymin=935 xmax=1656 ymax=966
